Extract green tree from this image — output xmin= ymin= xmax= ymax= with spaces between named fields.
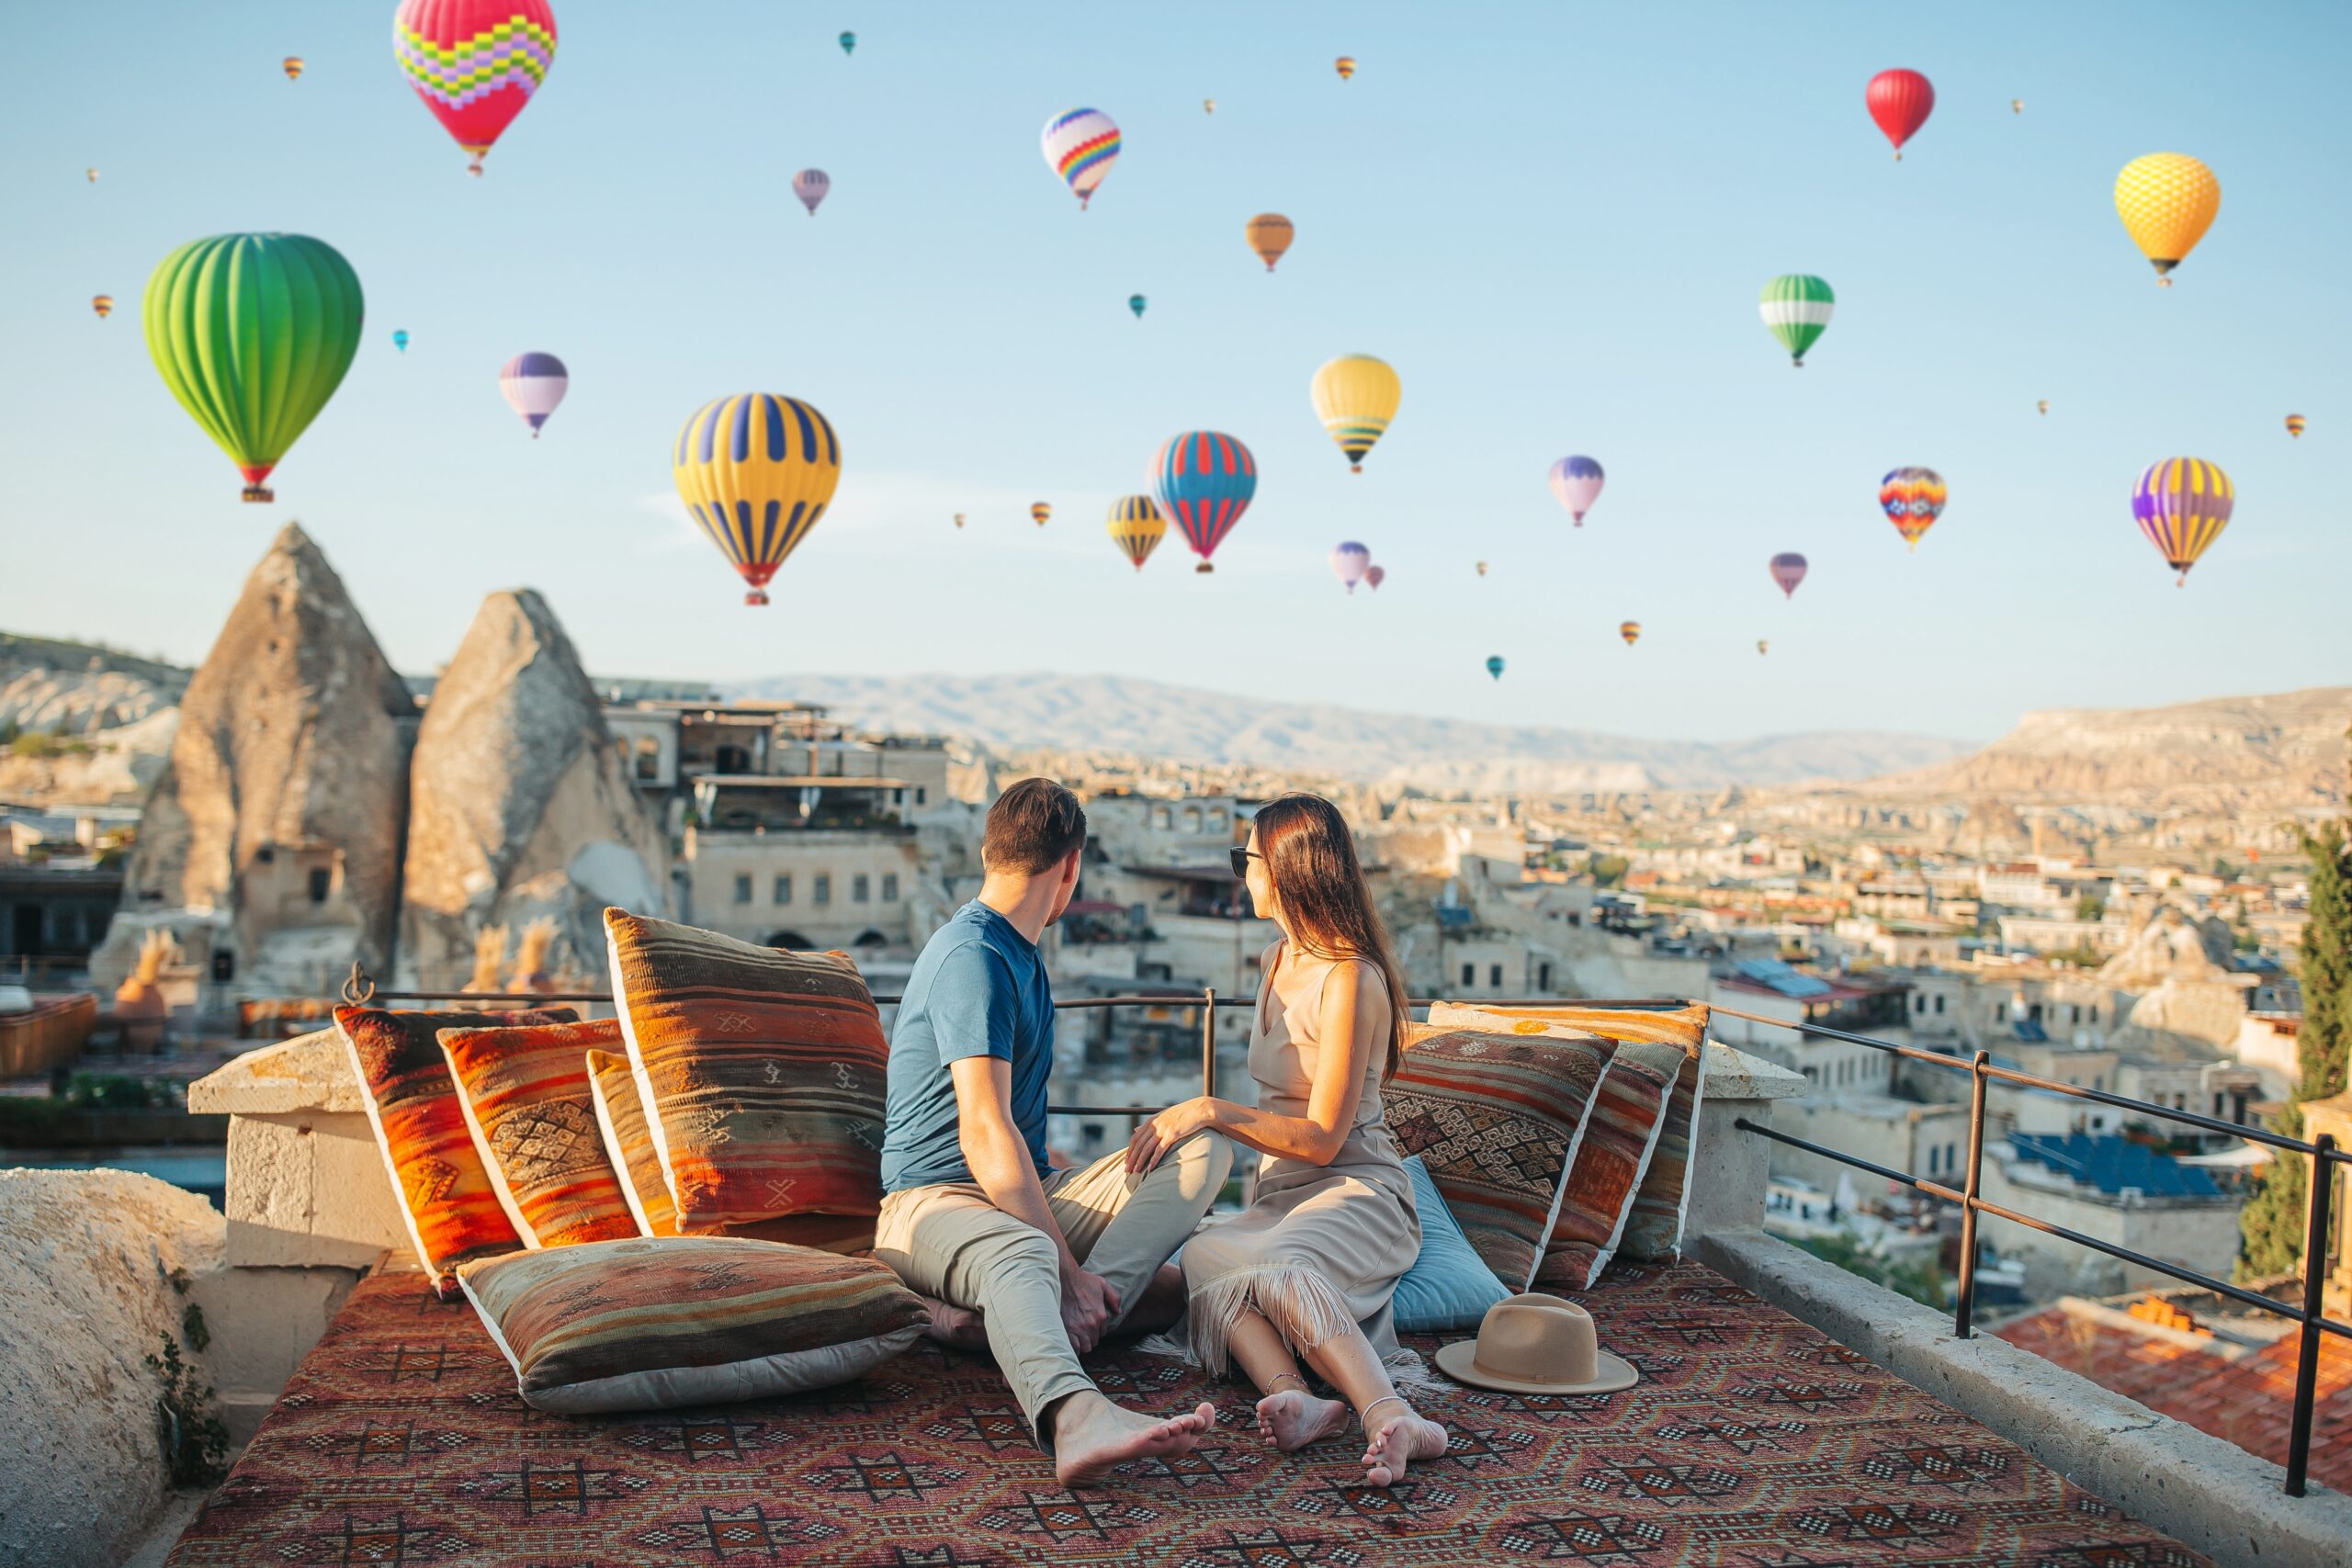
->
xmin=1589 ymin=853 xmax=1630 ymax=888
xmin=2075 ymin=893 xmax=2107 ymax=921
xmin=2237 ymin=806 xmax=2352 ymax=1279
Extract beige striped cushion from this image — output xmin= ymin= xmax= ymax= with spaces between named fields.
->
xmin=584 ymin=1046 xmax=679 ymax=1236
xmin=458 ymin=1235 xmax=926 ymax=1414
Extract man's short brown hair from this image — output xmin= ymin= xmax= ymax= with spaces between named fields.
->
xmin=983 ymin=778 xmax=1087 ymax=875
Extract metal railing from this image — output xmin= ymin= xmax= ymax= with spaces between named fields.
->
xmin=1708 ymin=1002 xmax=2346 ymax=1499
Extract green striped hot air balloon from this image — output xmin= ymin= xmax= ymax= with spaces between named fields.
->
xmin=144 ymin=233 xmax=364 ymax=502
xmin=1758 ymin=274 xmax=1834 ymax=368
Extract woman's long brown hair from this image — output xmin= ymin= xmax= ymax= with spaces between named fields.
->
xmin=1252 ymin=793 xmax=1411 ymax=1079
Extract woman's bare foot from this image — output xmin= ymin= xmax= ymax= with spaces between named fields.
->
xmin=1051 ymin=1393 xmax=1217 ymax=1487
xmin=1255 ymin=1388 xmax=1349 ymax=1452
xmin=920 ymin=1295 xmax=988 ymax=1352
xmin=1361 ymin=1403 xmax=1448 ymax=1486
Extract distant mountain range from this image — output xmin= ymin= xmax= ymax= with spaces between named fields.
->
xmin=725 ymin=672 xmax=1981 ymax=793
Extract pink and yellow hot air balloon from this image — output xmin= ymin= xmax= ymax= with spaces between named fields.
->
xmin=1769 ymin=552 xmax=1808 ymax=598
xmin=2132 ymin=457 xmax=2233 ymax=585
xmin=393 ymin=0 xmax=559 ymax=175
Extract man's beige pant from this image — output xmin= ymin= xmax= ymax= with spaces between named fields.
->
xmin=874 ymin=1132 xmax=1232 ymax=1448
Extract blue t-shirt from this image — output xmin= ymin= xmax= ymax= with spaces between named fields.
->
xmin=881 ymin=900 xmax=1056 ymax=1192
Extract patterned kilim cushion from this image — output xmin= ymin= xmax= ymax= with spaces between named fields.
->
xmin=1385 ymin=1025 xmax=1617 ymax=1292
xmin=605 ymin=909 xmax=889 ymax=1234
xmin=584 ymin=1047 xmax=680 ymax=1236
xmin=1535 ymin=1037 xmax=1683 ymax=1290
xmin=438 ymin=1018 xmax=642 ymax=1251
xmin=1430 ymin=999 xmax=1711 ymax=1262
xmin=458 ymin=1235 xmax=927 ymax=1415
xmin=334 ymin=1005 xmax=580 ymax=1299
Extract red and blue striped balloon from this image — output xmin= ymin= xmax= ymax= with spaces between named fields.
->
xmin=1149 ymin=431 xmax=1257 ymax=573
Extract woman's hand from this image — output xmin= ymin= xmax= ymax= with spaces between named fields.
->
xmin=1126 ymin=1097 xmax=1219 ymax=1173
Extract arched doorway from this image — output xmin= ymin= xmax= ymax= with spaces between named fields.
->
xmin=765 ymin=931 xmax=815 ymax=951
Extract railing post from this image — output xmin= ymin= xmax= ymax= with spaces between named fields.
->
xmin=1201 ymin=988 xmax=1217 ymax=1100
xmin=1953 ymin=1049 xmax=1990 ymax=1339
xmin=2285 ymin=1132 xmax=2336 ymax=1497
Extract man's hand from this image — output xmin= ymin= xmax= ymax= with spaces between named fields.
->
xmin=1059 ymin=1262 xmax=1122 ymax=1355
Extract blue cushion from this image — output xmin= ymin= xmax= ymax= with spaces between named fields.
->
xmin=1393 ymin=1154 xmax=1510 ymax=1333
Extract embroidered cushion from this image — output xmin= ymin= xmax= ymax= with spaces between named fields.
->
xmin=1392 ymin=1154 xmax=1510 ymax=1333
xmin=334 ymin=1005 xmax=579 ymax=1298
xmin=1385 ymin=1025 xmax=1617 ymax=1292
xmin=438 ymin=1018 xmax=641 ymax=1250
xmin=584 ymin=1047 xmax=679 ymax=1236
xmin=604 ymin=909 xmax=889 ymax=1235
xmin=1533 ymin=1037 xmax=1684 ymax=1289
xmin=1430 ymin=1000 xmax=1711 ymax=1262
xmin=458 ymin=1235 xmax=926 ymax=1414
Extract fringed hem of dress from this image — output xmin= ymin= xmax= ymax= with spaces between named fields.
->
xmin=1187 ymin=1263 xmax=1358 ymax=1377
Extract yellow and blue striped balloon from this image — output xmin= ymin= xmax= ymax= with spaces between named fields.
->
xmin=671 ymin=393 xmax=842 ymax=605
xmin=2132 ymin=457 xmax=2232 ymax=585
xmin=1310 ymin=354 xmax=1401 ymax=472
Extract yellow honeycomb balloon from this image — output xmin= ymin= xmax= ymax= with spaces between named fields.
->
xmin=2115 ymin=153 xmax=2219 ymax=285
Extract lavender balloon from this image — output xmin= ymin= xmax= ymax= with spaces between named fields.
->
xmin=793 ymin=168 xmax=830 ymax=216
xmin=1549 ymin=455 xmax=1604 ymax=525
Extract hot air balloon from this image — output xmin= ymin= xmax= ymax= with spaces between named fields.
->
xmin=394 ymin=0 xmax=557 ymax=175
xmin=793 ymin=169 xmax=830 ymax=215
xmin=954 ymin=513 xmax=966 ymax=529
xmin=145 ymin=232 xmax=363 ymax=502
xmin=283 ymin=56 xmax=304 ymax=81
xmin=1476 ymin=560 xmax=1488 ymax=577
xmin=1865 ymin=69 xmax=1934 ymax=159
xmin=2011 ymin=98 xmax=2023 ymax=114
xmin=1365 ymin=565 xmax=1385 ymax=592
xmin=85 ymin=168 xmax=97 ymax=184
xmin=2037 ymin=400 xmax=2049 ymax=415
xmin=1619 ymin=621 xmax=1641 ymax=648
xmin=838 ymin=31 xmax=855 ymax=54
xmin=2132 ymin=457 xmax=2233 ymax=585
xmin=1758 ymin=639 xmax=1769 ymax=656
xmin=1760 ymin=276 xmax=1835 ymax=367
xmin=1330 ymin=541 xmax=1371 ymax=592
xmin=1769 ymin=552 xmax=1808 ymax=599
xmin=1548 ymin=456 xmax=1604 ymax=525
xmin=1335 ymin=56 xmax=1356 ymax=80
xmin=1245 ymin=213 xmax=1294 ymax=273
xmin=1485 ymin=656 xmax=1504 ymax=681
xmin=2286 ymin=414 xmax=2306 ymax=439
xmin=1031 ymin=502 xmax=1051 ymax=527
xmin=1042 ymin=108 xmax=1120 ymax=209
xmin=1311 ymin=355 xmax=1400 ymax=473
xmin=1129 ymin=294 xmax=1147 ymax=319
xmin=392 ymin=329 xmax=411 ymax=352
xmin=1204 ymin=98 xmax=1216 ymax=114
xmin=1879 ymin=467 xmax=1947 ymax=550
xmin=671 ymin=393 xmax=842 ymax=606
xmin=499 ymin=352 xmax=568 ymax=437
xmin=91 ymin=295 xmax=112 ymax=320
xmin=2115 ymin=154 xmax=2219 ymax=285
xmin=1107 ymin=495 xmax=1165 ymax=571
xmin=1149 ymin=430 xmax=1256 ymax=573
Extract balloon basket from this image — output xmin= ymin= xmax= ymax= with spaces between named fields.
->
xmin=744 ymin=590 xmax=770 ymax=606
xmin=1195 ymin=562 xmax=1214 ymax=574
xmin=241 ymin=485 xmax=274 ymax=503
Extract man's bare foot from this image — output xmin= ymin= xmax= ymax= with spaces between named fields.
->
xmin=1051 ymin=1392 xmax=1217 ymax=1488
xmin=1110 ymin=1263 xmax=1187 ymax=1337
xmin=920 ymin=1295 xmax=988 ymax=1352
xmin=1361 ymin=1403 xmax=1448 ymax=1486
xmin=1255 ymin=1388 xmax=1349 ymax=1452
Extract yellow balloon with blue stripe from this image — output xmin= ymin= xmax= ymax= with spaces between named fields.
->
xmin=672 ymin=393 xmax=842 ymax=605
xmin=1310 ymin=355 xmax=1401 ymax=473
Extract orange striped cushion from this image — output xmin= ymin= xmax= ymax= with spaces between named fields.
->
xmin=439 ymin=1018 xmax=641 ymax=1250
xmin=585 ymin=1047 xmax=680 ymax=1236
xmin=335 ymin=1005 xmax=578 ymax=1298
xmin=605 ymin=909 xmax=888 ymax=1233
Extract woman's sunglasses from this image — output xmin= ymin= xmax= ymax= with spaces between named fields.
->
xmin=1227 ymin=847 xmax=1261 ymax=878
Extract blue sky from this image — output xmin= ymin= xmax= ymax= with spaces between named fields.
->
xmin=1 ymin=0 xmax=2344 ymax=743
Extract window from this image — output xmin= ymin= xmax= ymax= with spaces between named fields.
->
xmin=634 ymin=735 xmax=660 ymax=781
xmin=2029 ymin=1002 xmax=2043 ymax=1023
xmin=307 ymin=867 xmax=331 ymax=904
xmin=733 ymin=874 xmax=752 ymax=904
xmin=1460 ymin=962 xmax=1475 ymax=987
xmin=1537 ymin=962 xmax=1553 ymax=990
xmin=2071 ymin=1004 xmax=2081 ymax=1024
xmin=1928 ymin=1144 xmax=1939 ymax=1175
xmin=2088 ymin=1005 xmax=2098 ymax=1024
xmin=881 ymin=873 xmax=899 ymax=902
xmin=2093 ymin=1075 xmax=2104 ymax=1092
xmin=1915 ymin=995 xmax=1927 ymax=1013
xmin=1995 ymin=1002 xmax=2007 ymax=1021
xmin=915 ymin=788 xmax=926 ymax=806
xmin=853 ymin=874 xmax=870 ymax=903
xmin=2213 ymin=1092 xmax=2224 ymax=1116
xmin=1934 ymin=995 xmax=1946 ymax=1014
xmin=1946 ymin=1142 xmax=1959 ymax=1173
xmin=1489 ymin=963 xmax=1504 ymax=988
xmin=773 ymin=874 xmax=792 ymax=905
xmin=814 ymin=874 xmax=831 ymax=905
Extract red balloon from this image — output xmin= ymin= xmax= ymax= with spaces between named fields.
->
xmin=1865 ymin=69 xmax=1934 ymax=159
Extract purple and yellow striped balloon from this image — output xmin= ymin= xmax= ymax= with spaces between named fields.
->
xmin=2132 ymin=457 xmax=2233 ymax=585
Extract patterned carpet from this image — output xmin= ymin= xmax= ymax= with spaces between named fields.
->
xmin=166 ymin=1259 xmax=2207 ymax=1566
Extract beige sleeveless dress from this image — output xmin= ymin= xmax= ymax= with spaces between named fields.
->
xmin=1180 ymin=942 xmax=1421 ymax=1375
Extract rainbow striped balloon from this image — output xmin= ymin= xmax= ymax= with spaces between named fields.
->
xmin=2132 ymin=457 xmax=2233 ymax=585
xmin=1041 ymin=107 xmax=1120 ymax=209
xmin=1149 ymin=431 xmax=1256 ymax=573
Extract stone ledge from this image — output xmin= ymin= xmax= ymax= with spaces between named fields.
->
xmin=1702 ymin=1041 xmax=1805 ymax=1101
xmin=1693 ymin=1225 xmax=2352 ymax=1568
xmin=188 ymin=1027 xmax=362 ymax=1115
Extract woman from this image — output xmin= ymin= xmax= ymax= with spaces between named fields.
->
xmin=1126 ymin=793 xmax=1448 ymax=1486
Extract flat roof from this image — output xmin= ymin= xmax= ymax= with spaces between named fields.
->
xmin=698 ymin=774 xmax=914 ymax=789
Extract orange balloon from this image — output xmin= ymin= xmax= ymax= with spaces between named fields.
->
xmin=1245 ymin=213 xmax=1294 ymax=273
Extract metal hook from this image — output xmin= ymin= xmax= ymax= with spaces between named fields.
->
xmin=340 ymin=961 xmax=376 ymax=1008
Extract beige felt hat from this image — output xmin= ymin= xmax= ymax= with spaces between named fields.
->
xmin=1433 ymin=1292 xmax=1639 ymax=1395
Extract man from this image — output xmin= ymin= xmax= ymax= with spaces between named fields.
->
xmin=876 ymin=778 xmax=1233 ymax=1486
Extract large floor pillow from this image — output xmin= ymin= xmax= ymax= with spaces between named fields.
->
xmin=584 ymin=1047 xmax=680 ymax=1237
xmin=605 ymin=909 xmax=888 ymax=1235
xmin=439 ymin=1018 xmax=643 ymax=1249
xmin=335 ymin=1005 xmax=579 ymax=1299
xmin=458 ymin=1236 xmax=926 ymax=1415
xmin=1384 ymin=1024 xmax=1617 ymax=1291
xmin=1392 ymin=1153 xmax=1510 ymax=1332
xmin=1431 ymin=1000 xmax=1710 ymax=1262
